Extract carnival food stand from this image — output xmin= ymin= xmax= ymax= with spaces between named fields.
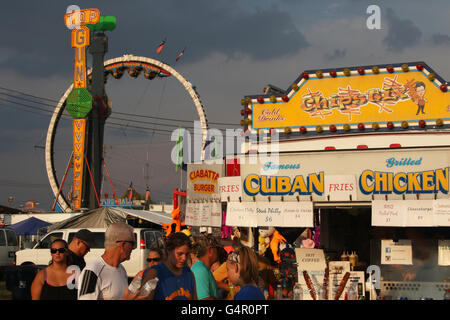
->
xmin=185 ymin=62 xmax=450 ymax=300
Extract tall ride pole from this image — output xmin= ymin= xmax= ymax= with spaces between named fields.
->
xmin=64 ymin=9 xmax=116 ymax=210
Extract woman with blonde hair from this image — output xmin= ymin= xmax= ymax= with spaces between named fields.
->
xmin=226 ymin=246 xmax=265 ymax=300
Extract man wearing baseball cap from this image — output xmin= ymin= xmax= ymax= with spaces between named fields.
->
xmin=68 ymin=229 xmax=94 ymax=271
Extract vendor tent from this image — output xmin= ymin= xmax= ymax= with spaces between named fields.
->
xmin=9 ymin=217 xmax=52 ymax=235
xmin=46 ymin=207 xmax=172 ymax=232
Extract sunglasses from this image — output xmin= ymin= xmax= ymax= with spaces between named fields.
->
xmin=50 ymin=248 xmax=66 ymax=254
xmin=227 ymin=251 xmax=240 ymax=263
xmin=147 ymin=257 xmax=161 ymax=263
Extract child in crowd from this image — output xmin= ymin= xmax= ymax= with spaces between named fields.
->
xmin=226 ymin=246 xmax=265 ymax=300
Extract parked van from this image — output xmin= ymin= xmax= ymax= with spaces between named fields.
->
xmin=15 ymin=227 xmax=164 ymax=277
xmin=0 ymin=227 xmax=19 ymax=270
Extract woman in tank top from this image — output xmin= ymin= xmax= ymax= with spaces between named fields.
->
xmin=31 ymin=239 xmax=77 ymax=300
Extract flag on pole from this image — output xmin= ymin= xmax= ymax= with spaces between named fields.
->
xmin=176 ymin=48 xmax=185 ymax=62
xmin=175 ymin=127 xmax=183 ymax=172
xmin=156 ymin=39 xmax=166 ymax=54
xmin=128 ymin=182 xmax=133 ymax=200
xmin=145 ymin=186 xmax=150 ymax=202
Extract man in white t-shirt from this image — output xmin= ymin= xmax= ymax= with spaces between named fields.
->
xmin=77 ymin=222 xmax=139 ymax=300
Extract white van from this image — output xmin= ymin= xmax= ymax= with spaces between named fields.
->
xmin=0 ymin=227 xmax=19 ymax=268
xmin=15 ymin=227 xmax=164 ymax=278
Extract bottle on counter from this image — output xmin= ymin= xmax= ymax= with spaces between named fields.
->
xmin=445 ymin=289 xmax=450 ymax=300
xmin=341 ymin=251 xmax=349 ymax=261
xmin=264 ymin=289 xmax=269 ymax=300
xmin=293 ymin=283 xmax=303 ymax=300
xmin=347 ymin=286 xmax=357 ymax=300
xmin=229 ymin=284 xmax=235 ymax=299
xmin=276 ymin=284 xmax=283 ymax=300
xmin=349 ymin=251 xmax=358 ymax=268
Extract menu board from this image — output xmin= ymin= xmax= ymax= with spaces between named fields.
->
xmin=210 ymin=201 xmax=222 ymax=227
xmin=404 ymin=200 xmax=434 ymax=226
xmin=225 ymin=201 xmax=313 ymax=227
xmin=282 ymin=201 xmax=314 ymax=227
xmin=372 ymin=200 xmax=406 ymax=226
xmin=225 ymin=202 xmax=257 ymax=227
xmin=256 ymin=202 xmax=285 ymax=227
xmin=433 ymin=199 xmax=450 ymax=226
xmin=372 ymin=200 xmax=447 ymax=227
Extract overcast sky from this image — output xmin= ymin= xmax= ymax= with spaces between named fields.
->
xmin=2 ymin=0 xmax=450 ymax=210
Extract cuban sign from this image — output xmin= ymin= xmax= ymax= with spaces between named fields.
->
xmin=238 ymin=147 xmax=450 ymax=202
xmin=242 ymin=62 xmax=450 ymax=133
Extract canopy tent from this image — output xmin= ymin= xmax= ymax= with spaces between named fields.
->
xmin=46 ymin=207 xmax=172 ymax=232
xmin=8 ymin=217 xmax=52 ymax=235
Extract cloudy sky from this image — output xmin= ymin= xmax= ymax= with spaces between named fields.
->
xmin=1 ymin=0 xmax=450 ymax=210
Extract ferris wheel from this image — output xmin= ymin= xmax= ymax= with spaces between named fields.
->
xmin=45 ymin=54 xmax=209 ymax=212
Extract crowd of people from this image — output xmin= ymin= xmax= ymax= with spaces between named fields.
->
xmin=30 ymin=222 xmax=274 ymax=300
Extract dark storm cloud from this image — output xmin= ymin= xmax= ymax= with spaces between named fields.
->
xmin=324 ymin=49 xmax=346 ymax=61
xmin=383 ymin=8 xmax=422 ymax=52
xmin=430 ymin=33 xmax=450 ymax=46
xmin=0 ymin=0 xmax=308 ymax=78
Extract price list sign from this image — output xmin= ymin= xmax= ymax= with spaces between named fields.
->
xmin=405 ymin=200 xmax=434 ymax=227
xmin=210 ymin=201 xmax=222 ymax=227
xmin=200 ymin=202 xmax=211 ymax=226
xmin=257 ymin=202 xmax=284 ymax=227
xmin=226 ymin=202 xmax=257 ymax=227
xmin=372 ymin=200 xmax=405 ymax=226
xmin=282 ymin=201 xmax=314 ymax=227
xmin=433 ymin=199 xmax=450 ymax=226
xmin=185 ymin=202 xmax=201 ymax=226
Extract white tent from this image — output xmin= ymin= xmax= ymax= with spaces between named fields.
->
xmin=47 ymin=207 xmax=171 ymax=232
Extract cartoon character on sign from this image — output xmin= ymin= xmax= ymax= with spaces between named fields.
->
xmin=409 ymin=81 xmax=427 ymax=115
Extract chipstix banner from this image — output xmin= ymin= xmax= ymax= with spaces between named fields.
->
xmin=250 ymin=67 xmax=450 ymax=130
xmin=238 ymin=148 xmax=450 ymax=202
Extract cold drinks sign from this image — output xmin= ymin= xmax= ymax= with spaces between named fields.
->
xmin=243 ymin=62 xmax=450 ymax=133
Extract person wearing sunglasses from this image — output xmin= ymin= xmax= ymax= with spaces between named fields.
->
xmin=78 ymin=222 xmax=145 ymax=300
xmin=67 ymin=229 xmax=94 ymax=271
xmin=31 ymin=239 xmax=77 ymax=300
xmin=226 ymin=246 xmax=265 ymax=300
xmin=146 ymin=248 xmax=163 ymax=268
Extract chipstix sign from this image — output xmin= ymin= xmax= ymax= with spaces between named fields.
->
xmin=237 ymin=148 xmax=450 ymax=202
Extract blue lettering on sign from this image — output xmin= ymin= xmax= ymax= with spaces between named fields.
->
xmin=385 ymin=157 xmax=422 ymax=168
xmin=263 ymin=162 xmax=301 ymax=171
